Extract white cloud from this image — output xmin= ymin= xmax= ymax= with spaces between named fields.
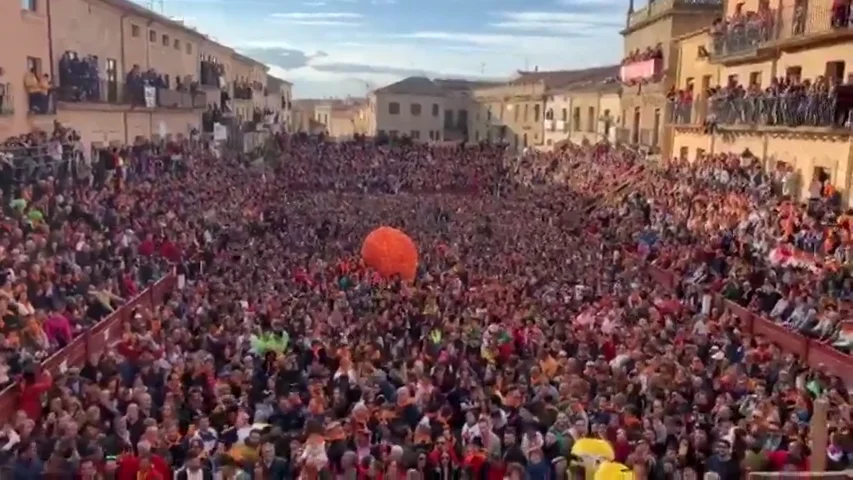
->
xmin=302 ymin=1 xmax=327 ymax=5
xmin=274 ymin=19 xmax=362 ymax=26
xmin=270 ymin=12 xmax=362 ymax=19
xmin=404 ymin=31 xmax=570 ymax=47
xmin=491 ymin=11 xmax=621 ymax=34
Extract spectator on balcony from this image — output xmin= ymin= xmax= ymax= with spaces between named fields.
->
xmin=24 ymin=69 xmax=50 ymax=114
xmin=58 ymin=52 xmax=100 ymax=103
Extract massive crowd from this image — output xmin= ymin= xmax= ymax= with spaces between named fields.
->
xmin=0 ymin=131 xmax=851 ymax=480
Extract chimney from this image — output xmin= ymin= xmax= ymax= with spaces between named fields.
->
xmin=534 ymin=65 xmax=539 ymax=72
xmin=628 ymin=0 xmax=634 ymax=14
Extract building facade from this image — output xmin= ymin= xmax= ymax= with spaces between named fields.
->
xmin=0 ymin=0 xmax=280 ymax=150
xmin=619 ymin=0 xmax=721 ymax=154
xmin=370 ymin=77 xmax=446 ymax=142
xmin=264 ymin=76 xmax=292 ymax=130
xmin=668 ymin=0 xmax=853 ymax=203
xmin=0 ymin=0 xmax=52 ymax=136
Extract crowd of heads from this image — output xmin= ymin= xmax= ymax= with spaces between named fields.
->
xmin=666 ymin=75 xmax=847 ymax=129
xmin=0 ymin=133 xmax=851 ymax=480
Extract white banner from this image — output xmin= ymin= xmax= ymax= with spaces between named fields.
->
xmin=144 ymin=86 xmax=156 ymax=108
xmin=213 ymin=122 xmax=228 ymax=141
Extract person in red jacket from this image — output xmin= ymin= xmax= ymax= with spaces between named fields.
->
xmin=18 ymin=367 xmax=51 ymax=422
xmin=116 ymin=448 xmax=171 ymax=480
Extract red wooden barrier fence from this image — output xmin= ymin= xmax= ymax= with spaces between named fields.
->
xmin=0 ymin=275 xmax=176 ymax=424
xmin=639 ymin=260 xmax=853 ymax=385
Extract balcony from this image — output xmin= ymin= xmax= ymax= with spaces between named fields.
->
xmin=708 ymin=14 xmax=774 ymax=60
xmin=233 ymin=83 xmax=253 ymax=101
xmin=710 ymin=5 xmax=853 ymax=62
xmin=200 ymin=60 xmax=224 ymax=89
xmin=667 ymin=98 xmax=709 ymax=125
xmin=627 ymin=0 xmax=722 ymax=31
xmin=544 ymin=119 xmax=554 ymax=131
xmin=56 ymin=79 xmax=135 ymax=106
xmin=620 ymin=58 xmax=663 ymax=83
xmin=706 ymin=92 xmax=842 ymax=130
xmin=770 ymin=4 xmax=853 ymax=48
xmin=156 ymin=88 xmax=208 ymax=109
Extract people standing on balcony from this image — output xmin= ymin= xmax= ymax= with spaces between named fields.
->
xmin=830 ymin=0 xmax=851 ymax=28
xmin=57 ymin=52 xmax=100 ymax=103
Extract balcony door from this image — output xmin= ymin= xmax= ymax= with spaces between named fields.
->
xmin=106 ymin=58 xmax=117 ymax=103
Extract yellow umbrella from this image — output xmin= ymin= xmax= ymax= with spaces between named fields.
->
xmin=594 ymin=461 xmax=634 ymax=480
xmin=571 ymin=438 xmax=615 ymax=461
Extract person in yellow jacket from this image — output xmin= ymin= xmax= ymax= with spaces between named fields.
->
xmin=24 ymin=69 xmax=51 ymax=113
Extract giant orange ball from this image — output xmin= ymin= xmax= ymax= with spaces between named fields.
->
xmin=361 ymin=226 xmax=418 ymax=281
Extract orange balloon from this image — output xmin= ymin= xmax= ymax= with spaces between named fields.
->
xmin=361 ymin=226 xmax=418 ymax=281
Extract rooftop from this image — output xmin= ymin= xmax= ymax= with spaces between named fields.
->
xmin=373 ymin=77 xmax=446 ymax=97
xmin=512 ymin=65 xmax=621 ymax=89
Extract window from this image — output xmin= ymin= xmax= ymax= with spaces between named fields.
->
xmin=652 ymin=108 xmax=661 ymax=146
xmin=457 ymin=109 xmax=468 ymax=130
xmin=826 ymin=61 xmax=845 ymax=84
xmin=410 ymin=130 xmax=420 ymax=139
xmin=162 ymin=34 xmax=169 ymax=46
xmin=679 ymin=147 xmax=688 ymax=161
xmin=696 ymin=148 xmax=706 ymax=160
xmin=533 ymin=104 xmax=540 ymax=122
xmin=388 ymin=102 xmax=400 ymax=115
xmin=444 ymin=110 xmax=453 ymax=129
xmin=685 ymin=76 xmax=694 ymax=89
xmin=726 ymin=74 xmax=738 ymax=86
xmin=487 ymin=107 xmax=492 ymax=121
xmin=701 ymin=75 xmax=712 ymax=93
xmin=749 ymin=71 xmax=762 ymax=87
xmin=514 ymin=104 xmax=519 ymax=122
xmin=410 ymin=103 xmax=421 ymax=116
xmin=432 ymin=103 xmax=439 ymax=116
xmin=475 ymin=131 xmax=480 ymax=142
xmin=131 ymin=24 xmax=141 ymax=37
xmin=587 ymin=106 xmax=595 ymax=132
xmin=149 ymin=30 xmax=157 ymax=42
xmin=428 ymin=130 xmax=434 ymax=140
xmin=185 ymin=42 xmax=192 ymax=54
xmin=174 ymin=39 xmax=180 ymax=50
xmin=26 ymin=57 xmax=42 ymax=75
xmin=561 ymin=108 xmax=567 ymax=122
xmin=572 ymin=108 xmax=580 ymax=131
xmin=378 ymin=130 xmax=386 ymax=137
xmin=21 ymin=0 xmax=36 ymax=11
xmin=523 ymin=104 xmax=529 ymax=122
xmin=785 ymin=66 xmax=802 ymax=83
xmin=389 ymin=130 xmax=399 ymax=138
xmin=523 ymin=133 xmax=528 ymax=147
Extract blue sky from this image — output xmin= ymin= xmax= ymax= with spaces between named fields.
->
xmin=135 ymin=0 xmax=632 ymax=98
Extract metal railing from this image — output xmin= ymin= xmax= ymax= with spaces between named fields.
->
xmin=156 ymin=88 xmax=207 ymax=109
xmin=710 ymin=5 xmax=853 ymax=60
xmin=0 ymin=144 xmax=86 ymax=186
xmin=709 ymin=15 xmax=775 ymax=58
xmin=771 ymin=4 xmax=853 ymax=44
xmin=56 ymin=79 xmax=131 ymax=105
xmin=707 ymin=92 xmax=841 ymax=128
xmin=667 ymin=98 xmax=709 ymax=125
